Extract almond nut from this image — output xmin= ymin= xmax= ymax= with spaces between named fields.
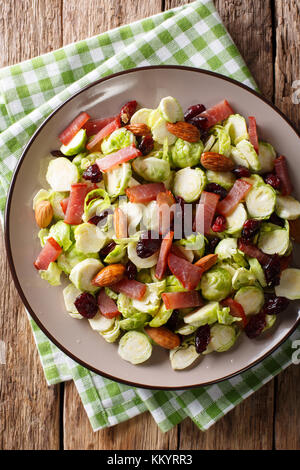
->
xmin=144 ymin=326 xmax=181 ymax=350
xmin=201 ymin=151 xmax=235 ymax=171
xmin=125 ymin=123 xmax=151 ymax=136
xmin=194 ymin=253 xmax=218 ymax=273
xmin=35 ymin=200 xmax=53 ymax=228
xmin=92 ymin=264 xmax=126 ymax=287
xmin=166 ymin=121 xmax=200 ymax=143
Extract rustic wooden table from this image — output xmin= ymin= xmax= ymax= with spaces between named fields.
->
xmin=0 ymin=0 xmax=299 ymax=450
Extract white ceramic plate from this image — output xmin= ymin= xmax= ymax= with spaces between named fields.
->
xmin=5 ymin=66 xmax=300 ymax=389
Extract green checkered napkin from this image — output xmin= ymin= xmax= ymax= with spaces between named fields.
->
xmin=0 ymin=0 xmax=299 ymax=432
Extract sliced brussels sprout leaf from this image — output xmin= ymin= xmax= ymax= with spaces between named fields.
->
xmin=165 ymin=274 xmax=186 ymax=293
xmin=40 ymin=261 xmax=62 ymax=286
xmin=74 ymin=223 xmax=107 ymax=254
xmin=175 ymin=324 xmax=198 ymax=335
xmin=148 ymin=108 xmax=162 ymax=128
xmin=217 ymin=306 xmax=242 ymax=325
xmin=46 ymin=157 xmax=79 ymax=191
xmin=33 ymin=189 xmax=51 ymax=210
xmin=203 ymin=134 xmax=216 ymax=153
xmin=210 ymin=324 xmax=237 ymax=352
xmin=158 ymin=96 xmax=183 ymax=123
xmin=101 ymin=127 xmax=136 ymax=155
xmin=136 ymin=268 xmax=153 ymax=284
xmin=117 ymin=293 xmax=139 ymax=318
xmin=88 ymin=312 xmax=115 ymax=332
xmin=118 ymin=331 xmax=152 ymax=364
xmin=224 ymin=114 xmax=249 ymax=145
xmin=131 ymin=281 xmax=166 ymax=316
xmin=48 ymin=191 xmax=69 ymax=220
xmin=57 ymin=247 xmax=99 ymax=275
xmin=231 ymin=267 xmax=257 ymax=290
xmin=275 ymin=268 xmax=300 ymax=299
xmin=230 ymin=146 xmax=250 ymax=168
xmin=177 ymin=233 xmax=206 ymax=253
xmin=132 ymin=157 xmax=171 ymax=182
xmin=104 ymin=244 xmax=126 ymax=264
xmin=80 ymin=151 xmax=101 ymax=171
xmin=100 ymin=318 xmax=121 ymax=343
xmin=127 ymin=241 xmax=159 ymax=269
xmin=276 ymin=195 xmax=300 ymax=220
xmin=170 ymin=343 xmax=200 ymax=370
xmin=104 ymin=162 xmax=132 ymax=198
xmin=184 ymin=301 xmax=219 ymax=327
xmin=63 ymin=283 xmax=83 ymax=318
xmin=209 ymin=125 xmax=232 ymax=157
xmin=258 ymin=221 xmax=289 ymax=256
xmin=142 ymin=201 xmax=159 ymax=232
xmin=236 ymin=139 xmax=261 ymax=171
xmin=149 ymin=304 xmax=173 ymax=327
xmin=60 ymin=128 xmax=87 ymax=156
xmin=248 ymin=258 xmax=267 ymax=288
xmin=83 ymin=188 xmax=111 ymax=221
xmin=206 ymin=170 xmax=236 ymax=190
xmin=257 ymin=141 xmax=276 ymax=174
xmin=38 ymin=228 xmax=49 ymax=247
xmin=234 ymin=285 xmax=265 ymax=315
xmin=215 ymin=238 xmax=246 ymax=266
xmin=173 ymin=167 xmax=206 ymax=203
xmin=200 ymin=267 xmax=232 ymax=301
xmin=49 ymin=220 xmax=73 ymax=252
xmin=104 ymin=287 xmax=119 ymax=300
xmin=262 ymin=314 xmax=277 ymax=333
xmin=225 ymin=203 xmax=247 ymax=236
xmin=69 ymin=258 xmax=103 ymax=293
xmin=245 ymin=182 xmax=276 ymax=219
xmin=119 ymin=312 xmax=150 ymax=331
xmin=151 ymin=117 xmax=177 ymax=145
xmin=171 ymin=138 xmax=203 ymax=168
xmin=119 ymin=201 xmax=144 ymax=236
xmin=130 ymin=108 xmax=153 ymax=125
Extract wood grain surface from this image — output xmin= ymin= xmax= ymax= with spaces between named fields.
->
xmin=0 ymin=0 xmax=299 ymax=450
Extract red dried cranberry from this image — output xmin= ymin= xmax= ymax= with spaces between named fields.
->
xmin=125 ymin=260 xmax=137 ymax=280
xmin=263 ymin=254 xmax=281 ymax=287
xmin=268 ymin=213 xmax=285 ymax=227
xmin=232 ymin=166 xmax=251 ymax=178
xmin=74 ymin=292 xmax=98 ymax=318
xmin=241 ymin=219 xmax=261 ymax=239
xmin=136 ymin=231 xmax=161 ymax=258
xmin=88 ymin=208 xmax=112 ymax=226
xmin=139 ymin=134 xmax=154 ymax=155
xmin=83 ymin=164 xmax=103 ymax=183
xmin=188 ymin=115 xmax=208 ymax=131
xmin=207 ymin=237 xmax=220 ymax=253
xmin=120 ymin=100 xmax=137 ymax=125
xmin=205 ymin=182 xmax=227 ymax=200
xmin=166 ymin=309 xmax=180 ymax=331
xmin=195 ymin=324 xmax=211 ymax=353
xmin=99 ymin=241 xmax=116 ymax=258
xmin=184 ymin=104 xmax=206 ymax=121
xmin=264 ymin=173 xmax=281 ymax=190
xmin=245 ymin=312 xmax=266 ymax=339
xmin=262 ymin=296 xmax=289 ymax=315
xmin=51 ymin=150 xmax=64 ymax=157
xmin=211 ymin=215 xmax=226 ymax=232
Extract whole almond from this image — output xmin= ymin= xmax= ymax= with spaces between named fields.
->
xmin=144 ymin=326 xmax=181 ymax=350
xmin=35 ymin=200 xmax=53 ymax=228
xmin=92 ymin=264 xmax=126 ymax=287
xmin=166 ymin=121 xmax=200 ymax=143
xmin=201 ymin=151 xmax=235 ymax=171
xmin=125 ymin=123 xmax=151 ymax=136
xmin=194 ymin=253 xmax=218 ymax=273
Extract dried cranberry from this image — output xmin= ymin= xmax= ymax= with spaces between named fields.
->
xmin=245 ymin=312 xmax=266 ymax=339
xmin=50 ymin=150 xmax=64 ymax=157
xmin=136 ymin=231 xmax=161 ymax=258
xmin=207 ymin=237 xmax=220 ymax=253
xmin=99 ymin=241 xmax=116 ymax=258
xmin=166 ymin=309 xmax=180 ymax=331
xmin=125 ymin=260 xmax=137 ymax=280
xmin=263 ymin=254 xmax=281 ymax=287
xmin=195 ymin=324 xmax=211 ymax=353
xmin=88 ymin=208 xmax=112 ymax=226
xmin=120 ymin=100 xmax=137 ymax=125
xmin=264 ymin=173 xmax=281 ymax=190
xmin=262 ymin=296 xmax=289 ymax=315
xmin=241 ymin=219 xmax=261 ymax=240
xmin=74 ymin=292 xmax=98 ymax=318
xmin=184 ymin=104 xmax=206 ymax=122
xmin=232 ymin=165 xmax=251 ymax=178
xmin=188 ymin=115 xmax=208 ymax=131
xmin=139 ymin=134 xmax=154 ymax=155
xmin=268 ymin=213 xmax=285 ymax=228
xmin=211 ymin=215 xmax=226 ymax=232
xmin=83 ymin=164 xmax=103 ymax=183
xmin=205 ymin=182 xmax=227 ymax=200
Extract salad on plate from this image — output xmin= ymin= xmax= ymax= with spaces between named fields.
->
xmin=32 ymin=95 xmax=300 ymax=370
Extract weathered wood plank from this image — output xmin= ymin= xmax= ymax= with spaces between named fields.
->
xmin=0 ymin=0 xmax=62 ymax=450
xmin=62 ymin=0 xmax=179 ymax=449
xmin=274 ymin=0 xmax=300 ymax=449
xmin=164 ymin=0 xmax=275 ymax=450
xmin=63 ymin=380 xmax=178 ymax=450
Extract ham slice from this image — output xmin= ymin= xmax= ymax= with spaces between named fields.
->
xmin=238 ymin=239 xmax=270 ymax=264
xmin=83 ymin=116 xmax=117 ymax=137
xmin=162 ymin=291 xmax=203 ymax=310
xmin=217 ymin=179 xmax=252 ymax=217
xmin=59 ymin=111 xmax=90 ymax=145
xmin=96 ymin=145 xmax=141 ymax=172
xmin=221 ymin=298 xmax=248 ymax=328
xmin=97 ymin=289 xmax=120 ymax=318
xmin=197 ymin=99 xmax=234 ymax=129
xmin=126 ymin=183 xmax=166 ymax=204
xmin=167 ymin=252 xmax=202 ymax=291
xmin=64 ymin=183 xmax=88 ymax=225
xmin=112 ymin=278 xmax=146 ymax=300
xmin=155 ymin=231 xmax=174 ymax=280
xmin=34 ymin=237 xmax=62 ymax=271
xmin=86 ymin=117 xmax=121 ymax=151
xmin=193 ymin=191 xmax=220 ymax=234
xmin=274 ymin=155 xmax=293 ymax=196
xmin=248 ymin=116 xmax=259 ymax=153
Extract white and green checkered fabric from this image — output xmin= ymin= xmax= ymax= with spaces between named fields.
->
xmin=1 ymin=0 xmax=299 ymax=432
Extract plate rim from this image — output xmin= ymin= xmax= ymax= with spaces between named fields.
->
xmin=4 ymin=65 xmax=300 ymax=390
